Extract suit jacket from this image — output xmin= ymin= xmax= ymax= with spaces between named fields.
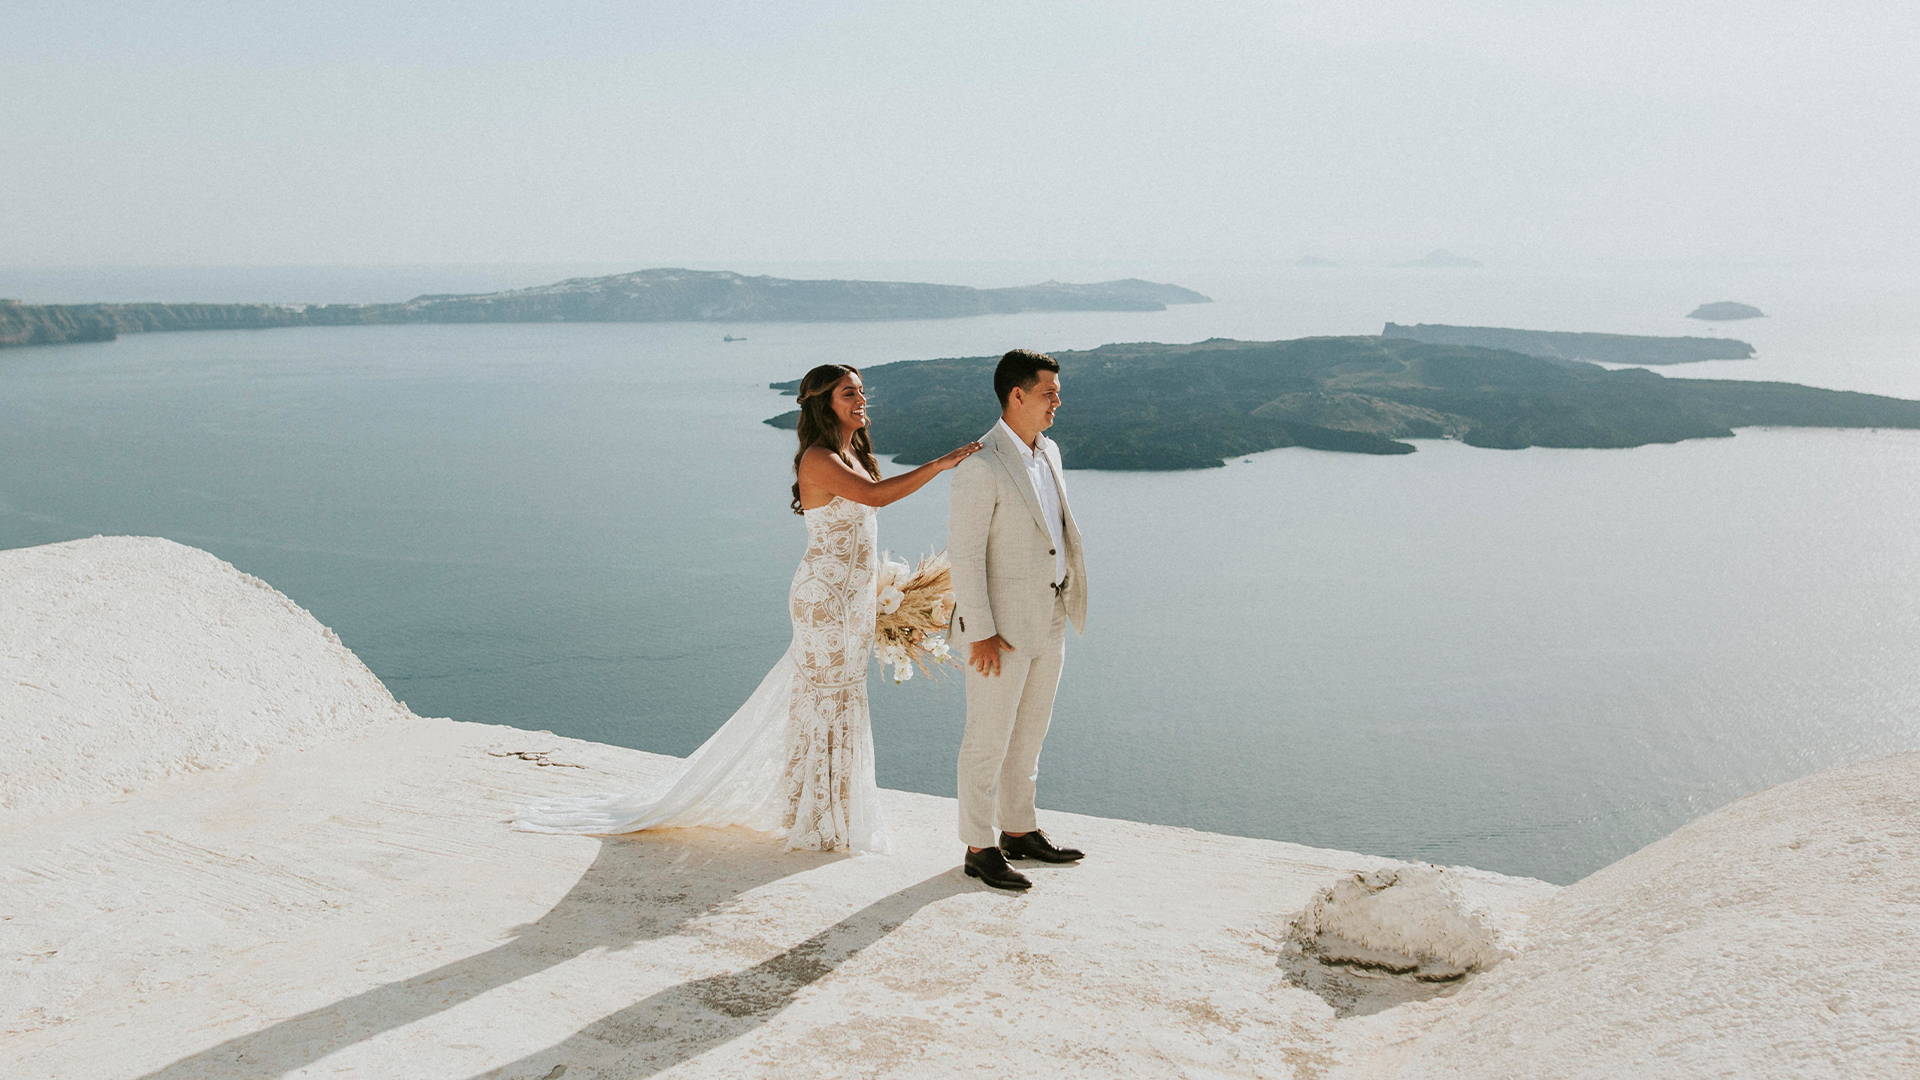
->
xmin=946 ymin=423 xmax=1089 ymax=650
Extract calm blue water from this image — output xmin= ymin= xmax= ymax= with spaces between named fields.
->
xmin=3 ymin=262 xmax=1916 ymax=883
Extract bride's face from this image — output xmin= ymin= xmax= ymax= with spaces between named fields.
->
xmin=830 ymin=373 xmax=869 ymax=434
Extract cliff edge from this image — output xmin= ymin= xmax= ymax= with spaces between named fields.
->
xmin=2 ymin=537 xmax=1913 ymax=1078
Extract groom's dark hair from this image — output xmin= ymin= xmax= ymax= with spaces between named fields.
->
xmin=994 ymin=348 xmax=1060 ymax=407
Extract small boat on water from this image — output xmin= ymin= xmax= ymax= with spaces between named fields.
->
xmin=722 ymin=334 xmax=747 ymax=342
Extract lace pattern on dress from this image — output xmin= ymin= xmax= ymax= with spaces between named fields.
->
xmin=781 ymin=495 xmax=879 ymax=851
xmin=510 ymin=494 xmax=888 ymax=854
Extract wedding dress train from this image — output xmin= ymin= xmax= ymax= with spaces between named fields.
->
xmin=512 ymin=495 xmax=888 ymax=853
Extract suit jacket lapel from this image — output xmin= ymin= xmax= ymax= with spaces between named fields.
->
xmin=990 ymin=425 xmax=1053 ymax=541
xmin=1039 ymin=436 xmax=1083 ymax=554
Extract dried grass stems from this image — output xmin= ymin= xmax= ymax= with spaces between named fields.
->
xmin=873 ymin=550 xmax=960 ymax=682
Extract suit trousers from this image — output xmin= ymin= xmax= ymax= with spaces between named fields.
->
xmin=956 ymin=593 xmax=1068 ymax=848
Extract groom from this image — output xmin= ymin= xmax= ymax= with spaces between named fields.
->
xmin=946 ymin=348 xmax=1090 ymax=890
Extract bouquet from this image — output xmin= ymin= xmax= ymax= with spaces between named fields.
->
xmin=872 ymin=549 xmax=961 ymax=683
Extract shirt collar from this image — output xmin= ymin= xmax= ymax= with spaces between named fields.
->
xmin=996 ymin=418 xmax=1041 ymax=463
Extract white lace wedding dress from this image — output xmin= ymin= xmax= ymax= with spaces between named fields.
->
xmin=512 ymin=495 xmax=888 ymax=853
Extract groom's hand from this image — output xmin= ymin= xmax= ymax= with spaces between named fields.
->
xmin=969 ymin=635 xmax=1013 ymax=677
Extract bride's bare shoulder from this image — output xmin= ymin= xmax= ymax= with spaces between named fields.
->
xmin=798 ymin=445 xmax=849 ymax=476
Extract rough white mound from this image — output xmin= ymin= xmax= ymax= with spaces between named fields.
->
xmin=1346 ymin=751 xmax=1920 ymax=1079
xmin=1289 ymin=863 xmax=1555 ymax=980
xmin=0 ymin=536 xmax=412 ymax=821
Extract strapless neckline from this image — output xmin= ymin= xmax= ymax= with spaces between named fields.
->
xmin=802 ymin=494 xmax=866 ymax=515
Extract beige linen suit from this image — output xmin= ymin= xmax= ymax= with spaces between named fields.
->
xmin=947 ymin=423 xmax=1088 ymax=848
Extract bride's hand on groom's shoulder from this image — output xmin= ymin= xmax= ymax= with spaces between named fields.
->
xmin=935 ymin=442 xmax=983 ymax=471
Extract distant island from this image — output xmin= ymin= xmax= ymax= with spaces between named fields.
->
xmin=0 ymin=300 xmax=310 ymax=347
xmin=0 ymin=269 xmax=1211 ymax=349
xmin=1687 ymin=301 xmax=1765 ymax=321
xmin=1383 ymin=322 xmax=1754 ymax=365
xmin=765 ymin=336 xmax=1920 ymax=469
xmin=1397 ymin=249 xmax=1482 ymax=268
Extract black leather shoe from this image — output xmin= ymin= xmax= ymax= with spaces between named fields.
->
xmin=964 ymin=846 xmax=1032 ymax=890
xmin=999 ymin=829 xmax=1084 ymax=863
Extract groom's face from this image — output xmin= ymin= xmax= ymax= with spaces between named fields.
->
xmin=1013 ymin=371 xmax=1061 ymax=431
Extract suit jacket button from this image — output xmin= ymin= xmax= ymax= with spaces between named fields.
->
xmin=1048 ymin=548 xmax=1056 ymax=555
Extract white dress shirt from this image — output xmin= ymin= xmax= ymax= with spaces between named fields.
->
xmin=994 ymin=419 xmax=1068 ymax=584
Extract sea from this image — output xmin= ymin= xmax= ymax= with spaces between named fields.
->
xmin=3 ymin=258 xmax=1915 ymax=885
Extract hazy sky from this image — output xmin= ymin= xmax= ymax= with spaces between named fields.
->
xmin=6 ymin=2 xmax=1916 ymax=268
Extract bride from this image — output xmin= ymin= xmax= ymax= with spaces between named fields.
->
xmin=512 ymin=364 xmax=980 ymax=853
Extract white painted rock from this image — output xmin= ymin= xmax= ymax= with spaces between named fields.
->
xmin=1289 ymin=863 xmax=1555 ymax=979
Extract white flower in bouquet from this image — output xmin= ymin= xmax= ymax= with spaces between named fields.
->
xmin=871 ymin=550 xmax=963 ymax=681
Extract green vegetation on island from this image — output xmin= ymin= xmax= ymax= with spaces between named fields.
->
xmin=0 ymin=299 xmax=315 ymax=346
xmin=765 ymin=336 xmax=1920 ymax=469
xmin=0 ymin=269 xmax=1211 ymax=349
xmin=1383 ymin=322 xmax=1754 ymax=365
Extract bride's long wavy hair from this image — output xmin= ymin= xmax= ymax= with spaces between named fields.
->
xmin=790 ymin=363 xmax=880 ymax=514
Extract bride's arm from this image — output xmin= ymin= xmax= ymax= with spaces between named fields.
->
xmin=800 ymin=443 xmax=978 ymax=508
